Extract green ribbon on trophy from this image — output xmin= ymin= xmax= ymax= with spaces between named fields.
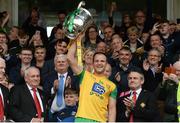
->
xmin=63 ymin=1 xmax=93 ymax=67
xmin=63 ymin=9 xmax=80 ymax=33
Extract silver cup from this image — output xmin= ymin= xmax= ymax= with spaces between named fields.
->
xmin=63 ymin=1 xmax=93 ymax=39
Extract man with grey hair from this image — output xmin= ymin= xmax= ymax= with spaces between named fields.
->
xmin=9 ymin=66 xmax=46 ymax=122
xmin=117 ymin=68 xmax=160 ymax=121
xmin=0 ymin=57 xmax=9 ymax=121
xmin=158 ymin=61 xmax=180 ymax=122
xmin=0 ymin=57 xmax=14 ymax=90
xmin=43 ymin=54 xmax=76 ymax=121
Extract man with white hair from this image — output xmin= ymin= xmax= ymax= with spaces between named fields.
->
xmin=9 ymin=67 xmax=46 ymax=122
xmin=159 ymin=61 xmax=180 ymax=121
xmin=0 ymin=57 xmax=9 ymax=121
xmin=43 ymin=54 xmax=76 ymax=121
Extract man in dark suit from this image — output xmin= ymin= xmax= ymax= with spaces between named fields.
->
xmin=116 ymin=68 xmax=161 ymax=122
xmin=43 ymin=54 xmax=77 ymax=121
xmin=0 ymin=57 xmax=10 ymax=121
xmin=0 ymin=84 xmax=9 ymax=121
xmin=8 ymin=67 xmax=46 ymax=122
xmin=8 ymin=47 xmax=34 ymax=85
xmin=142 ymin=48 xmax=163 ymax=92
xmin=43 ymin=54 xmax=77 ymax=101
xmin=110 ymin=46 xmax=140 ymax=93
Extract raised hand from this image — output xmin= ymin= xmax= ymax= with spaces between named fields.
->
xmin=143 ymin=59 xmax=150 ymax=71
xmin=111 ymin=50 xmax=119 ymax=59
xmin=123 ymin=97 xmax=135 ymax=111
xmin=65 ymin=76 xmax=71 ymax=88
xmin=151 ymin=22 xmax=160 ymax=34
xmin=53 ymin=79 xmax=59 ymax=92
xmin=155 ymin=63 xmax=162 ymax=73
xmin=115 ymin=72 xmax=121 ymax=82
xmin=169 ymin=73 xmax=179 ymax=84
xmin=162 ymin=72 xmax=169 ymax=82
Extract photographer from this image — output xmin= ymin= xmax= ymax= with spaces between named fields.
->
xmin=158 ymin=61 xmax=180 ymax=122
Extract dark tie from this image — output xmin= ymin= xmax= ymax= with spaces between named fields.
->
xmin=0 ymin=94 xmax=4 ymax=121
xmin=33 ymin=88 xmax=42 ymax=118
xmin=57 ymin=75 xmax=65 ymax=107
xmin=129 ymin=91 xmax=137 ymax=122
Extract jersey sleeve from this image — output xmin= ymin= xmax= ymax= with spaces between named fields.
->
xmin=75 ymin=70 xmax=85 ymax=85
xmin=110 ymin=86 xmax=117 ymax=99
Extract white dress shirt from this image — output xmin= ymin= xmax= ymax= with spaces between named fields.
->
xmin=26 ymin=84 xmax=44 ymax=112
xmin=50 ymin=72 xmax=68 ymax=113
xmin=130 ymin=88 xmax=142 ymax=101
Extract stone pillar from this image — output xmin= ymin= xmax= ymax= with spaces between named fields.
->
xmin=11 ymin=0 xmax=18 ymax=26
xmin=167 ymin=0 xmax=180 ymax=22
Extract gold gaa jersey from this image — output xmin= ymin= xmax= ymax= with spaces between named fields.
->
xmin=75 ymin=70 xmax=117 ymax=122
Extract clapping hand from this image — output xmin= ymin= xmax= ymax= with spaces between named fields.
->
xmin=53 ymin=79 xmax=59 ymax=92
xmin=123 ymin=97 xmax=135 ymax=111
xmin=155 ymin=63 xmax=162 ymax=73
xmin=143 ymin=59 xmax=150 ymax=71
xmin=115 ymin=72 xmax=121 ymax=82
xmin=168 ymin=73 xmax=179 ymax=84
xmin=65 ymin=76 xmax=72 ymax=88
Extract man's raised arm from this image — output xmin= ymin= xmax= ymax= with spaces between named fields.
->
xmin=67 ymin=35 xmax=83 ymax=75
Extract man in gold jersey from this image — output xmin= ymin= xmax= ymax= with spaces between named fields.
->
xmin=67 ymin=34 xmax=117 ymax=122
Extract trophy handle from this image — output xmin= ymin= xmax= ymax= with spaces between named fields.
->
xmin=78 ymin=1 xmax=85 ymax=9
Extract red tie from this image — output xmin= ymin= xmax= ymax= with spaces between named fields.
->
xmin=129 ymin=91 xmax=137 ymax=123
xmin=32 ymin=88 xmax=42 ymax=118
xmin=0 ymin=94 xmax=4 ymax=121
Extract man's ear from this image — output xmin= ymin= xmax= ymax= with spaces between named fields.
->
xmin=54 ymin=45 xmax=57 ymax=51
xmin=19 ymin=54 xmax=22 ymax=59
xmin=141 ymin=79 xmax=144 ymax=85
xmin=75 ymin=95 xmax=79 ymax=102
xmin=158 ymin=57 xmax=161 ymax=62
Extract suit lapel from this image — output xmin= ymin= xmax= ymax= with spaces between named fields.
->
xmin=0 ymin=85 xmax=8 ymax=112
xmin=136 ymin=89 xmax=146 ymax=107
xmin=23 ymin=84 xmax=36 ymax=109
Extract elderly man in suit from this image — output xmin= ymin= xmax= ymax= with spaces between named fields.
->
xmin=43 ymin=54 xmax=76 ymax=121
xmin=0 ymin=57 xmax=9 ymax=121
xmin=116 ymin=68 xmax=161 ymax=122
xmin=9 ymin=67 xmax=46 ymax=122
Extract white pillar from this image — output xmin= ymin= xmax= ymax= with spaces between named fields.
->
xmin=167 ymin=0 xmax=180 ymax=22
xmin=11 ymin=0 xmax=18 ymax=26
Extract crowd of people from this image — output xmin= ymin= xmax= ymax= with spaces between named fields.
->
xmin=0 ymin=1 xmax=180 ymax=122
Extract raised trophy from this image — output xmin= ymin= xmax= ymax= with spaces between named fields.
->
xmin=63 ymin=1 xmax=93 ymax=67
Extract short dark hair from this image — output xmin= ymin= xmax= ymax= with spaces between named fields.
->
xmin=34 ymin=45 xmax=46 ymax=52
xmin=64 ymin=88 xmax=78 ymax=95
xmin=57 ymin=10 xmax=67 ymax=15
xmin=93 ymin=52 xmax=107 ymax=62
xmin=20 ymin=47 xmax=33 ymax=54
xmin=56 ymin=38 xmax=70 ymax=46
xmin=159 ymin=19 xmax=170 ymax=24
xmin=119 ymin=46 xmax=132 ymax=53
xmin=103 ymin=25 xmax=113 ymax=32
xmin=128 ymin=67 xmax=144 ymax=80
